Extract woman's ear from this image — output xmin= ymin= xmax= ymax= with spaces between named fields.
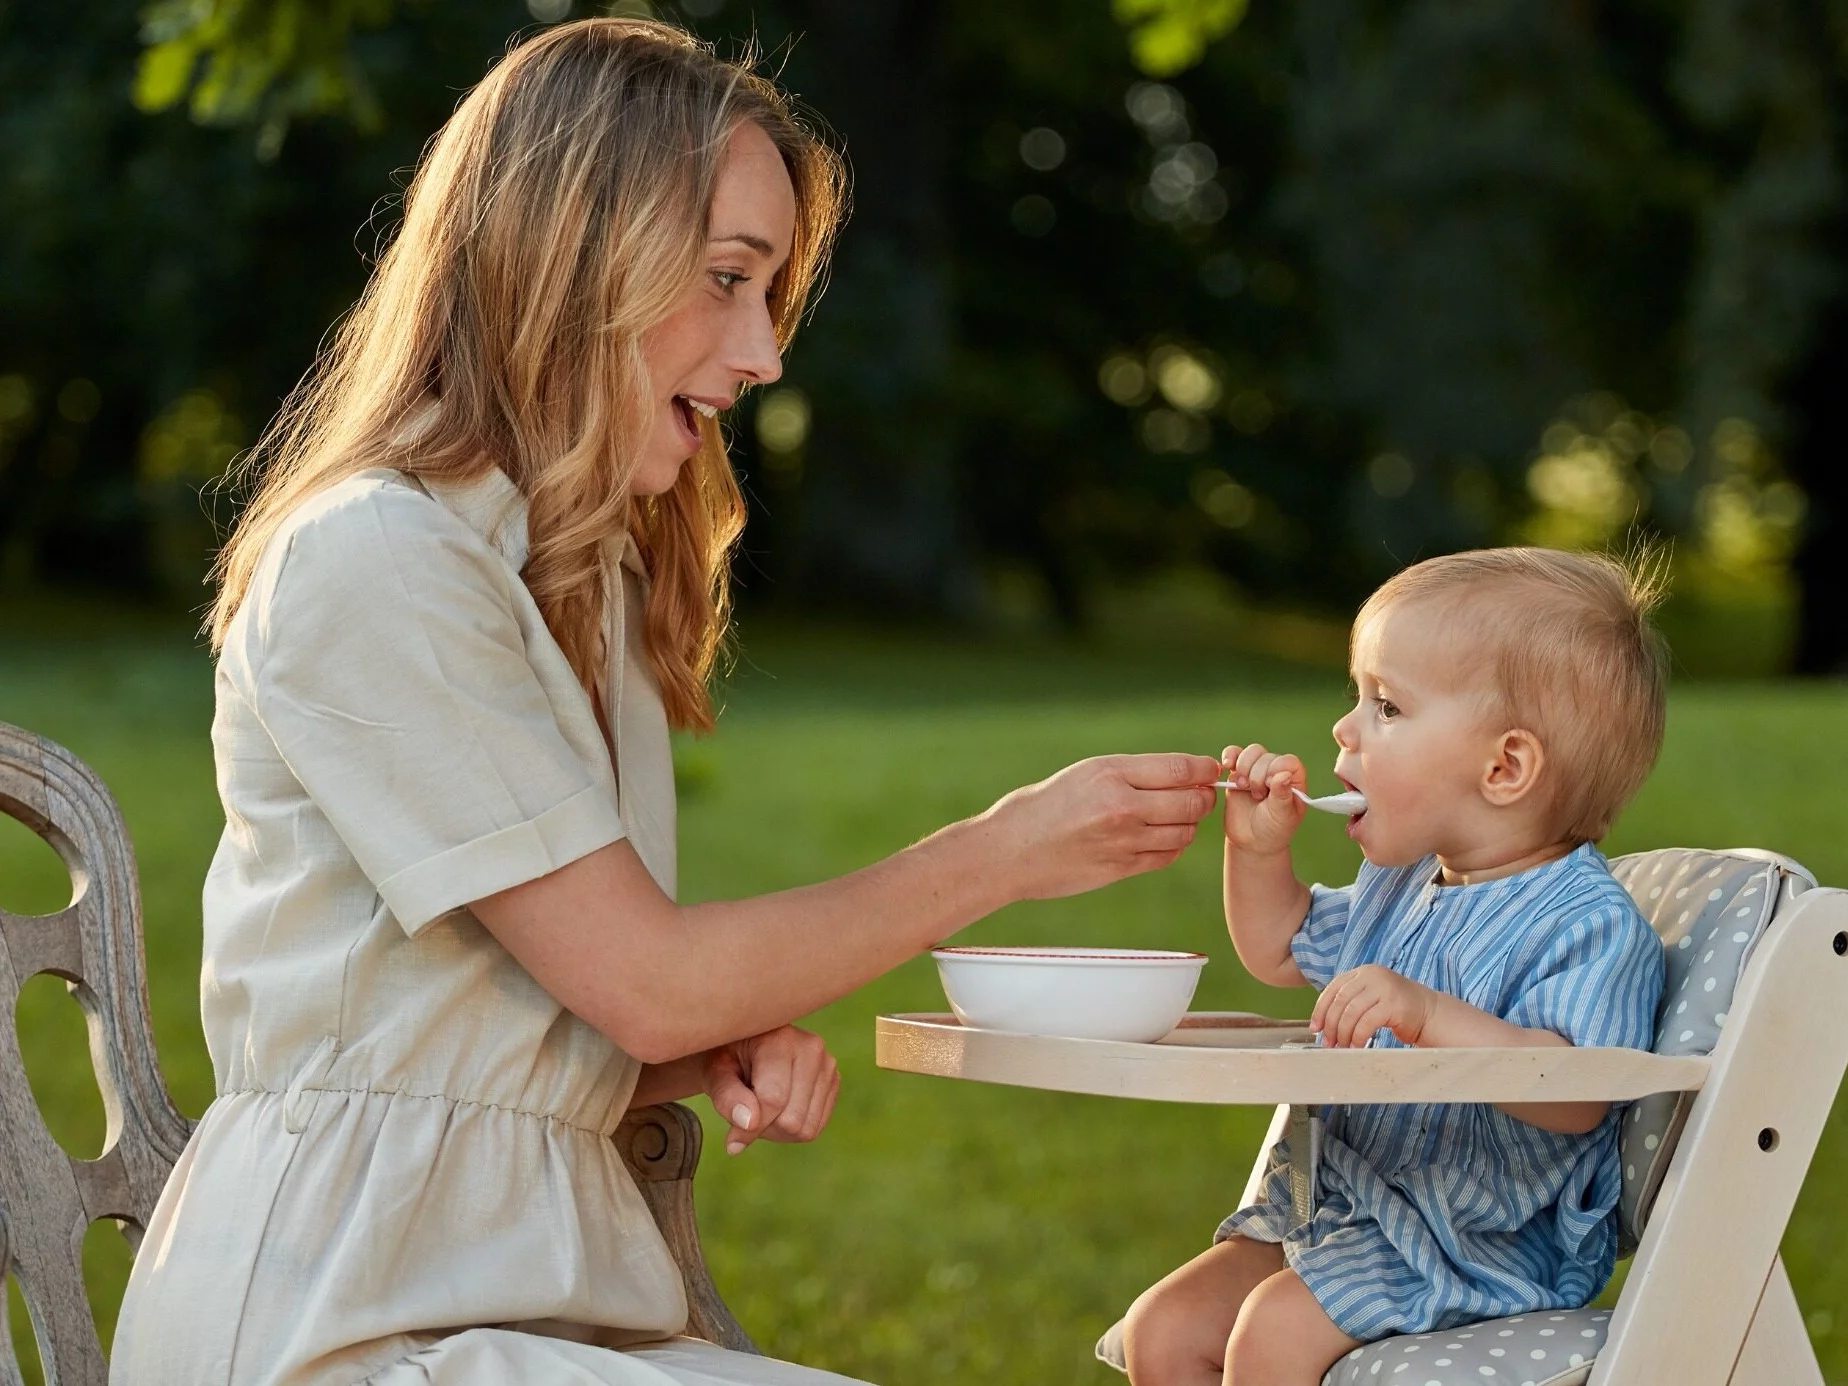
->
xmin=1482 ymin=728 xmax=1545 ymax=807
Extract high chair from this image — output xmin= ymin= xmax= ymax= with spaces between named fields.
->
xmin=0 ymin=721 xmax=756 ymax=1381
xmin=1084 ymin=846 xmax=1846 ymax=1386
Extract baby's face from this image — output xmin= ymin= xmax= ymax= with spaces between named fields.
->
xmin=1331 ymin=602 xmax=1509 ymax=868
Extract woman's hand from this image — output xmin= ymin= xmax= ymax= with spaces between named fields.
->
xmin=701 ymin=1025 xmax=840 ymax=1155
xmin=1311 ymin=965 xmax=1437 ymax=1048
xmin=978 ymin=753 xmax=1223 ymax=901
xmin=1219 ymin=743 xmax=1307 ymax=857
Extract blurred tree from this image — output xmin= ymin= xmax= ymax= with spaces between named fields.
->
xmin=1668 ymin=0 xmax=1848 ymax=673
xmin=3 ymin=0 xmax=487 ymax=600
xmin=4 ymin=0 xmax=1845 ymax=669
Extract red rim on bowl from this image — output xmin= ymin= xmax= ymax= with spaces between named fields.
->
xmin=931 ymin=946 xmax=1206 ymax=963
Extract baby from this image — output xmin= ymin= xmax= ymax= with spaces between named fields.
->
xmin=1121 ymin=547 xmax=1670 ymax=1386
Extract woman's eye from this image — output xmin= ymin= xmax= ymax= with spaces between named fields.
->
xmin=711 ymin=270 xmax=748 ymax=293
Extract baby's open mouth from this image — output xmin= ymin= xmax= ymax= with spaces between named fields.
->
xmin=1337 ymin=774 xmax=1366 ymax=823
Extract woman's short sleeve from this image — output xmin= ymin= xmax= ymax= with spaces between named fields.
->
xmin=1503 ymin=901 xmax=1664 ymax=1050
xmin=249 ymin=482 xmax=626 ymax=936
xmin=1290 ymin=883 xmax=1353 ymax=989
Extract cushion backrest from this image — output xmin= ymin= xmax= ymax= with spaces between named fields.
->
xmin=1607 ymin=847 xmax=1814 ymax=1251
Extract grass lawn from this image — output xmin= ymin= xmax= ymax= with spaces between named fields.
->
xmin=1 ymin=598 xmax=1844 ymax=1383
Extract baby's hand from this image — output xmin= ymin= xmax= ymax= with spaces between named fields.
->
xmin=1311 ymin=965 xmax=1437 ymax=1048
xmin=1219 ymin=743 xmax=1307 ymax=856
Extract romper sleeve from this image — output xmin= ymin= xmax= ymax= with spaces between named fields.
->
xmin=1502 ymin=899 xmax=1664 ymax=1049
xmin=1290 ymin=882 xmax=1354 ymax=989
xmin=249 ymin=482 xmax=627 ymax=936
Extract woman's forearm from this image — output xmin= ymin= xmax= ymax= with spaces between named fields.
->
xmin=472 ymin=752 xmax=1220 ymax=1064
xmin=475 ymin=815 xmax=1015 ymax=1064
xmin=631 ymin=1053 xmax=709 ymax=1107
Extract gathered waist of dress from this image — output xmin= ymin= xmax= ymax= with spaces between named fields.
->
xmin=213 ymin=1036 xmax=639 ymax=1137
xmin=218 ymin=1080 xmax=633 ymax=1135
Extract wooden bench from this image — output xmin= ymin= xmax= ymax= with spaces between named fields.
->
xmin=0 ymin=720 xmax=753 ymax=1382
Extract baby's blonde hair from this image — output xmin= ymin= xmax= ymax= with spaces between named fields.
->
xmin=1356 ymin=547 xmax=1671 ymax=843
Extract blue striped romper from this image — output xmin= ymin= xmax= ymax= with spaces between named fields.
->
xmin=1218 ymin=843 xmax=1665 ymax=1340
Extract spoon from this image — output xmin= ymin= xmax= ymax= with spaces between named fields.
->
xmin=1210 ymin=781 xmax=1368 ymax=815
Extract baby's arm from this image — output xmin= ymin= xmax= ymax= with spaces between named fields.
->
xmin=1312 ymin=966 xmax=1608 ymax=1134
xmin=1220 ymin=743 xmax=1312 ymax=988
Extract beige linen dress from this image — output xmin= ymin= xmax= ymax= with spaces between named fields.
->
xmin=111 ymin=467 xmax=868 ymax=1386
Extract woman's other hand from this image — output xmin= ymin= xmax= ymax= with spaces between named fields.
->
xmin=979 ymin=753 xmax=1222 ymax=900
xmin=702 ymin=1025 xmax=840 ymax=1155
xmin=1219 ymin=742 xmax=1307 ymax=857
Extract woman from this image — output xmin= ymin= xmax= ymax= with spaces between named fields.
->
xmin=111 ymin=18 xmax=1220 ymax=1386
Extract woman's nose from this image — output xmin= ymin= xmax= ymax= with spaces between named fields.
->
xmin=730 ymin=301 xmax=784 ymax=387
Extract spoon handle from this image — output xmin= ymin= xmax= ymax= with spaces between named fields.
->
xmin=1208 ymin=782 xmax=1366 ymax=814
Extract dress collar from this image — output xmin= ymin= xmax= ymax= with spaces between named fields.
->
xmin=420 ymin=466 xmax=529 ymax=571
xmin=419 ymin=465 xmax=647 ymax=580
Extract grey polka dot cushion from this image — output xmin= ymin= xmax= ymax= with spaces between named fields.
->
xmin=1607 ymin=848 xmax=1811 ymax=1251
xmin=1321 ymin=1309 xmax=1612 ymax=1386
xmin=1093 ymin=1308 xmax=1612 ymax=1383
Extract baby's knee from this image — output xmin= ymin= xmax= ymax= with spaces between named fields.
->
xmin=1225 ymin=1275 xmax=1353 ymax=1386
xmin=1121 ymin=1280 xmax=1217 ymax=1386
xmin=1223 ymin=1315 xmax=1295 ymax=1384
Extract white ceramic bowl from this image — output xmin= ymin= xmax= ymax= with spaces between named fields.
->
xmin=930 ymin=946 xmax=1207 ymax=1043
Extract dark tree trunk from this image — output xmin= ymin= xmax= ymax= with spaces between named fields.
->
xmin=773 ymin=0 xmax=970 ymax=617
xmin=1782 ymin=285 xmax=1848 ymax=675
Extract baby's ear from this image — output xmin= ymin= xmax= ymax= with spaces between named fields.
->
xmin=1481 ymin=728 xmax=1544 ymax=806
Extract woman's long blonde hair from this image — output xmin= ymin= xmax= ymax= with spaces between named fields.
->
xmin=207 ymin=18 xmax=845 ymax=732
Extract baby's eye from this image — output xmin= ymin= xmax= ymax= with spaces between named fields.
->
xmin=1373 ymin=697 xmax=1400 ymax=720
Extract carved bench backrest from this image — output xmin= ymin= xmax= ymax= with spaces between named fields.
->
xmin=0 ymin=720 xmax=753 ymax=1379
xmin=0 ymin=722 xmax=195 ymax=1384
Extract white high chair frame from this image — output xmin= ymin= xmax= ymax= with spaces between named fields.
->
xmin=877 ymin=854 xmax=1848 ymax=1386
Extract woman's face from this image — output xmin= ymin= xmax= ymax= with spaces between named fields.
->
xmin=633 ymin=121 xmax=796 ymax=496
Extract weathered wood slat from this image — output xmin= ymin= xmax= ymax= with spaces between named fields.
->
xmin=615 ymin=1104 xmax=757 ymax=1354
xmin=0 ymin=910 xmax=86 ymax=986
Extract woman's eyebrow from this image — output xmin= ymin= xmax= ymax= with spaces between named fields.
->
xmin=709 ymin=231 xmax=776 ymax=256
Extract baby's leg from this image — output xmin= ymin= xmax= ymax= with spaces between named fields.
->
xmin=1224 ymin=1267 xmax=1360 ymax=1386
xmin=1120 ymin=1235 xmax=1285 ymax=1386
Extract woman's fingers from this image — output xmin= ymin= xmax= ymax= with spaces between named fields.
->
xmin=1114 ymin=752 xmax=1225 ymax=790
xmin=1137 ymin=786 xmax=1220 ymax=825
xmin=1136 ymin=823 xmax=1198 ymax=854
xmin=702 ymin=1046 xmax=761 ymax=1153
xmin=792 ymin=1062 xmax=840 ymax=1144
xmin=719 ymin=1028 xmax=838 ymax=1151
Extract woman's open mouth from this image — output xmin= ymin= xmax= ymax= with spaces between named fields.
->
xmin=671 ymin=395 xmax=718 ymax=451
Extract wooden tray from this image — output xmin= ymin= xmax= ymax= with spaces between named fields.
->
xmin=875 ymin=1011 xmax=1711 ymax=1106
